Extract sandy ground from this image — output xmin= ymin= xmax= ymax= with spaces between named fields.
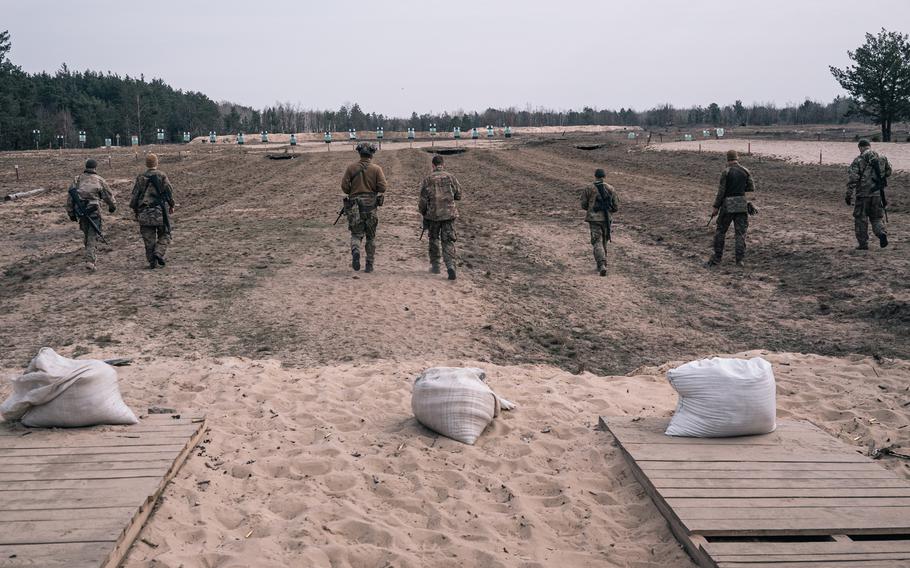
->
xmin=1 ymin=134 xmax=909 ymax=566
xmin=654 ymin=138 xmax=910 ymax=170
xmin=191 ymin=126 xmax=639 ymax=145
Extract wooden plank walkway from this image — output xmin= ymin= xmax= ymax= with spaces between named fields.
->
xmin=601 ymin=417 xmax=910 ymax=567
xmin=0 ymin=413 xmax=206 ymax=568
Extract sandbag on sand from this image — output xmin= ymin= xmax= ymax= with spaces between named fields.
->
xmin=665 ymin=356 xmax=776 ymax=437
xmin=0 ymin=347 xmax=137 ymax=427
xmin=411 ymin=367 xmax=516 ymax=445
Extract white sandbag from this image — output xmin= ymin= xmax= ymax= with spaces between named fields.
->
xmin=665 ymin=356 xmax=775 ymax=437
xmin=411 ymin=367 xmax=515 ymax=445
xmin=0 ymin=347 xmax=138 ymax=428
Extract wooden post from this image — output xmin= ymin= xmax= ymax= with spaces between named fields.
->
xmin=748 ymin=141 xmax=751 ymax=156
xmin=108 ymin=155 xmax=112 ymax=168
xmin=14 ymin=165 xmax=19 ymax=181
xmin=698 ymin=143 xmax=701 ymax=153
xmin=819 ymin=148 xmax=823 ymax=164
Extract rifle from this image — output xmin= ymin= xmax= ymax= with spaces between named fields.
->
xmin=870 ymin=156 xmax=889 ymax=222
xmin=333 ymin=205 xmax=345 ymax=225
xmin=707 ymin=210 xmax=717 ymax=227
xmin=68 ymin=186 xmax=108 ymax=244
xmin=593 ymin=182 xmax=614 ymax=241
xmin=145 ymin=174 xmax=172 ymax=234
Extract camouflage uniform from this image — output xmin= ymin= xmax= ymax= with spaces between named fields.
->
xmin=580 ymin=180 xmax=619 ymax=272
xmin=711 ymin=161 xmax=755 ymax=263
xmin=419 ymin=165 xmax=462 ymax=272
xmin=341 ymin=156 xmax=388 ymax=270
xmin=130 ymin=167 xmax=175 ymax=268
xmin=847 ymin=148 xmax=891 ymax=249
xmin=66 ymin=168 xmax=116 ymax=265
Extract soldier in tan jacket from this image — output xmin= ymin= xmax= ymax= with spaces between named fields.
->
xmin=580 ymin=168 xmax=618 ymax=276
xmin=341 ymin=143 xmax=388 ymax=273
xmin=418 ymin=155 xmax=462 ymax=280
xmin=66 ymin=159 xmax=116 ymax=271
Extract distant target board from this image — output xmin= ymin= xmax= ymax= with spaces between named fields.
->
xmin=683 ymin=134 xmax=693 ymax=141
xmin=716 ymin=128 xmax=725 ymax=137
xmin=290 ymin=133 xmax=297 ymax=146
xmin=627 ymin=132 xmax=637 ymax=139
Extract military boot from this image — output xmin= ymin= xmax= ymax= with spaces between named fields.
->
xmin=430 ymin=262 xmax=441 ymax=274
xmin=880 ymin=234 xmax=889 ymax=248
xmin=351 ymin=248 xmax=361 ymax=271
xmin=155 ymin=253 xmax=166 ymax=267
xmin=447 ymin=267 xmax=457 ymax=280
xmin=855 ymin=244 xmax=869 ymax=250
xmin=735 ymin=259 xmax=745 ymax=268
xmin=364 ymin=260 xmax=374 ymax=273
xmin=85 ymin=262 xmax=96 ymax=272
xmin=597 ymin=263 xmax=606 ymax=277
xmin=704 ymin=256 xmax=721 ymax=268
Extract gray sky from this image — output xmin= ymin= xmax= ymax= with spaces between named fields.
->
xmin=4 ymin=0 xmax=909 ymax=116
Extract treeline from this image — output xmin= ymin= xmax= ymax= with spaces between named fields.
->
xmin=0 ymin=32 xmax=220 ymax=150
xmin=0 ymin=30 xmax=868 ymax=151
xmin=251 ymin=98 xmax=862 ymax=134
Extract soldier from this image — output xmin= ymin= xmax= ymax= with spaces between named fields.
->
xmin=65 ymin=158 xmax=116 ymax=271
xmin=847 ymin=139 xmax=891 ymax=250
xmin=341 ymin=142 xmax=388 ymax=273
xmin=129 ymin=153 xmax=175 ymax=269
xmin=419 ymin=155 xmax=462 ymax=280
xmin=706 ymin=150 xmax=755 ymax=267
xmin=580 ymin=168 xmax=618 ymax=276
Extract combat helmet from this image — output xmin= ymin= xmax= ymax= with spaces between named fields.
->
xmin=356 ymin=142 xmax=378 ymax=156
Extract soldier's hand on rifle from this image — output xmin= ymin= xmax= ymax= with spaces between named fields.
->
xmin=712 ymin=207 xmax=719 ymax=217
xmin=168 ymin=205 xmax=175 ymax=214
xmin=845 ymin=194 xmax=852 ymax=206
xmin=68 ymin=213 xmax=77 ymax=222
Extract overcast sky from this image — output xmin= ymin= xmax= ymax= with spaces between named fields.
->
xmin=4 ymin=0 xmax=908 ymax=116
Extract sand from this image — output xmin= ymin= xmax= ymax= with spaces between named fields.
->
xmin=653 ymin=139 xmax=910 ymax=170
xmin=3 ymin=350 xmax=906 ymax=567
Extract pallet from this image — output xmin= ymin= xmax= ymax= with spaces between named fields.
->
xmin=600 ymin=417 xmax=910 ymax=567
xmin=0 ymin=413 xmax=206 ymax=568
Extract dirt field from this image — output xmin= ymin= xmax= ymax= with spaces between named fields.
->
xmin=655 ymin=138 xmax=910 ymax=170
xmin=1 ymin=136 xmax=909 ymax=567
xmin=2 ymin=135 xmax=908 ymax=374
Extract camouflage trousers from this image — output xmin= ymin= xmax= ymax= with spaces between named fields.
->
xmin=853 ymin=196 xmax=887 ymax=247
xmin=588 ymin=221 xmax=610 ymax=268
xmin=79 ymin=215 xmax=102 ymax=263
xmin=713 ymin=212 xmax=748 ymax=261
xmin=140 ymin=225 xmax=171 ymax=265
xmin=348 ymin=208 xmax=378 ymax=262
xmin=426 ymin=219 xmax=457 ymax=270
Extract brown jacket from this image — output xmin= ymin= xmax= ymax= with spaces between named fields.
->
xmin=581 ymin=181 xmax=618 ymax=223
xmin=66 ymin=170 xmax=115 ymax=218
xmin=341 ymin=158 xmax=388 ymax=196
xmin=418 ymin=167 xmax=461 ymax=221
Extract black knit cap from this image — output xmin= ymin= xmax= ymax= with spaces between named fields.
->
xmin=85 ymin=159 xmax=97 ymax=170
xmin=594 ymin=168 xmax=605 ymax=178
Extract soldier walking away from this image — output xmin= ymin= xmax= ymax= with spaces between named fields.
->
xmin=129 ymin=153 xmax=175 ymax=269
xmin=706 ymin=150 xmax=755 ymax=268
xmin=580 ymin=168 xmax=618 ymax=276
xmin=847 ymin=139 xmax=891 ymax=250
xmin=341 ymin=142 xmax=388 ymax=273
xmin=66 ymin=159 xmax=116 ymax=271
xmin=419 ymin=155 xmax=462 ymax=280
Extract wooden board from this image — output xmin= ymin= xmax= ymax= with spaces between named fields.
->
xmin=601 ymin=416 xmax=910 ymax=567
xmin=0 ymin=413 xmax=205 ymax=568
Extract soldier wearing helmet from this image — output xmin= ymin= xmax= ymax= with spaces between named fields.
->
xmin=341 ymin=142 xmax=388 ymax=272
xmin=706 ymin=149 xmax=755 ymax=268
xmin=846 ymin=139 xmax=891 ymax=250
xmin=65 ymin=158 xmax=116 ymax=271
